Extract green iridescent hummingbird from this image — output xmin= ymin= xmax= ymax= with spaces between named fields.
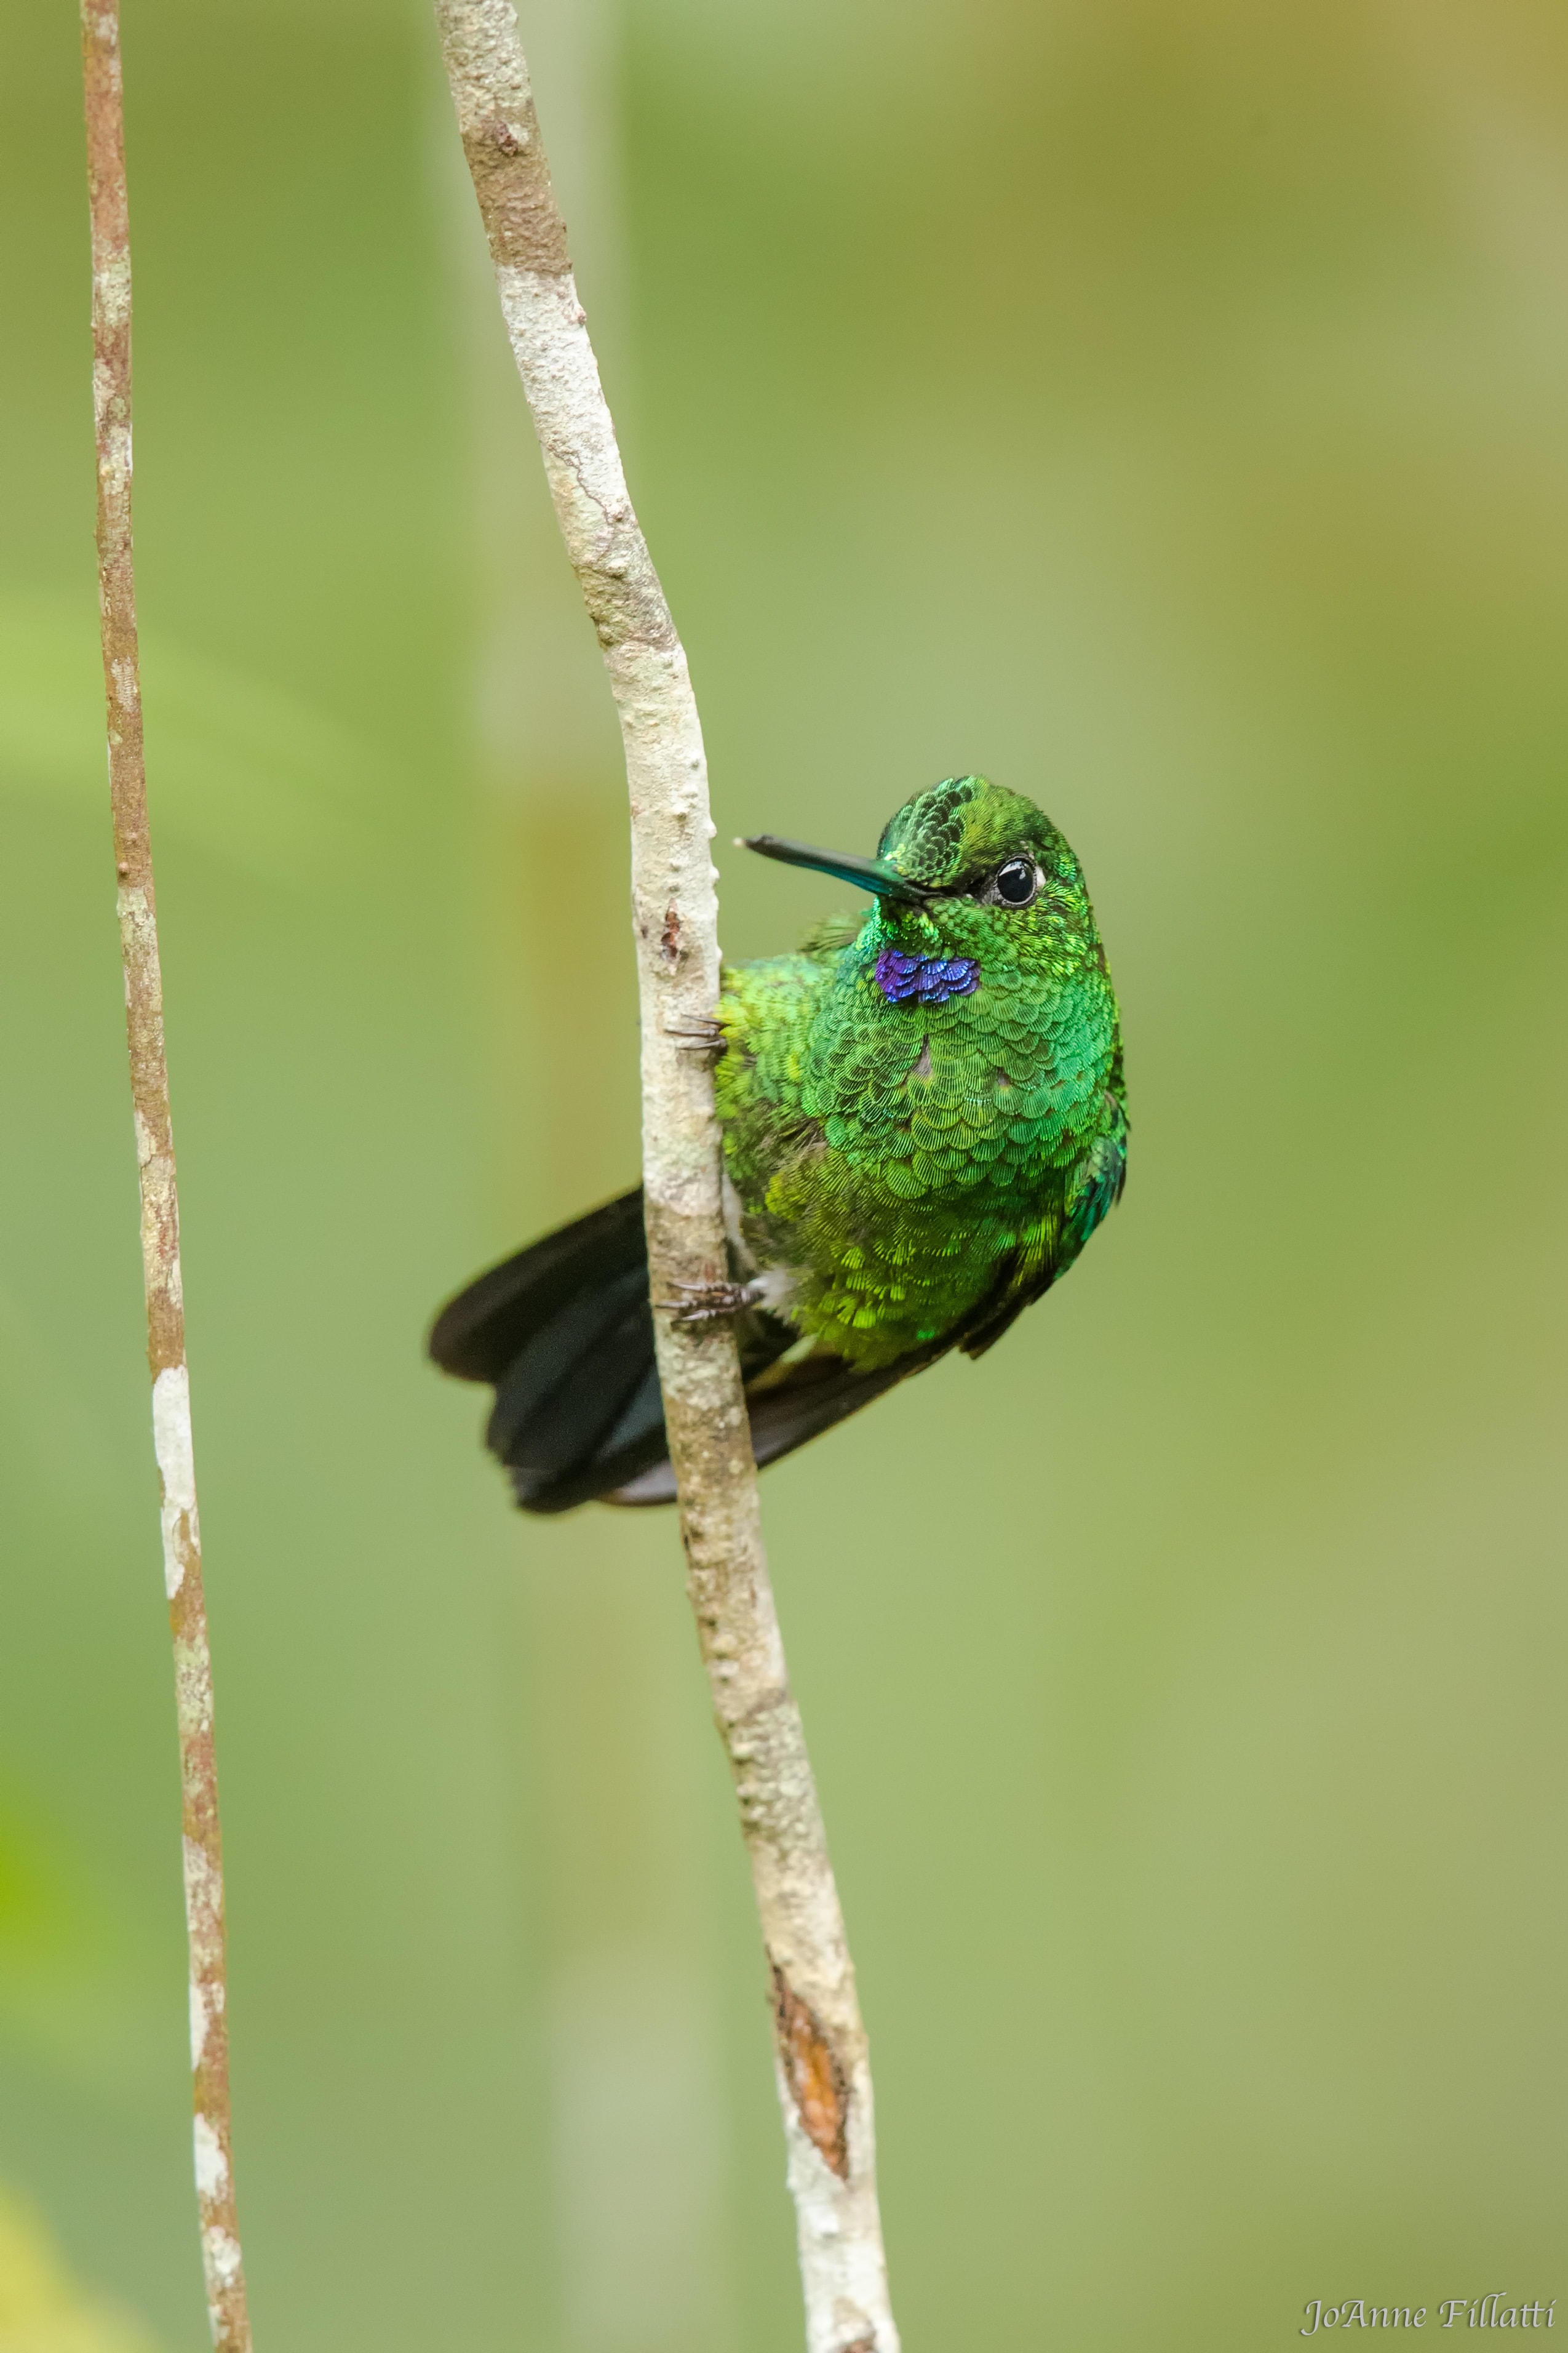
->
xmin=429 ymin=774 xmax=1126 ymax=1512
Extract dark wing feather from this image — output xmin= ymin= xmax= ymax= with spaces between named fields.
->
xmin=428 ymin=1189 xmax=666 ymax=1511
xmin=430 ymin=1188 xmax=793 ymax=1514
xmin=486 ymin=1267 xmax=653 ymax=1472
xmin=428 ymin=1189 xmax=648 ymax=1384
xmin=602 ymin=1345 xmax=930 ymax=1507
xmin=431 ymin=1097 xmax=1127 ymax=1514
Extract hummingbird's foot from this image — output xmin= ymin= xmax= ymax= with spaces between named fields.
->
xmin=664 ymin=1274 xmax=762 ymax=1327
xmin=665 ymin=1017 xmax=727 ymax=1059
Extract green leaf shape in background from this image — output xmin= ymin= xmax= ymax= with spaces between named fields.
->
xmin=0 ymin=2187 xmax=161 ymax=2353
xmin=0 ymin=594 xmax=375 ymax=884
xmin=0 ymin=1788 xmax=162 ymax=2102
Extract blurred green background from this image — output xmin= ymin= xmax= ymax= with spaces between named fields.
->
xmin=0 ymin=0 xmax=1564 ymax=2344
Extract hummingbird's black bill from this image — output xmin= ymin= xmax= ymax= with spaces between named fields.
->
xmin=739 ymin=834 xmax=932 ymax=903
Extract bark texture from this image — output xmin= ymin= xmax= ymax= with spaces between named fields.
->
xmin=80 ymin=10 xmax=252 ymax=2347
xmin=432 ymin=9 xmax=899 ymax=2346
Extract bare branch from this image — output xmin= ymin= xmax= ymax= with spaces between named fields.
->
xmin=431 ymin=8 xmax=899 ymax=2345
xmin=79 ymin=9 xmax=252 ymax=2346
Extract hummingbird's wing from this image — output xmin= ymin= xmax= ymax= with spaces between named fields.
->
xmin=429 ymin=1188 xmax=669 ymax=1511
xmin=429 ymin=1187 xmax=798 ymax=1514
xmin=429 ymin=1101 xmax=1126 ymax=1514
xmin=602 ymin=1340 xmax=937 ymax=1506
xmin=428 ymin=1188 xmax=649 ymax=1384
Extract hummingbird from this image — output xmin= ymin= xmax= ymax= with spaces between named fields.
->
xmin=429 ymin=773 xmax=1126 ymax=1512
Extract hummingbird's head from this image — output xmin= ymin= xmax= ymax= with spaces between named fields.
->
xmin=742 ymin=775 xmax=1100 ymax=985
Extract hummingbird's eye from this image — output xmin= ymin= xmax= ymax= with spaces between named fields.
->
xmin=989 ymin=857 xmax=1040 ymax=908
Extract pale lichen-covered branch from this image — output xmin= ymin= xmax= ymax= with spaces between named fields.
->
xmin=79 ymin=9 xmax=252 ymax=2347
xmin=431 ymin=7 xmax=899 ymax=2345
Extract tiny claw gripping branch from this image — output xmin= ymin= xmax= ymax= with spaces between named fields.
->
xmin=665 ymin=1275 xmax=762 ymax=1327
xmin=79 ymin=9 xmax=253 ymax=2347
xmin=431 ymin=4 xmax=899 ymax=2346
xmin=665 ymin=1015 xmax=728 ymax=1059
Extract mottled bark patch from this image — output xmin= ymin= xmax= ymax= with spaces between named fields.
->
xmin=460 ymin=96 xmax=570 ymax=274
xmin=771 ymin=1963 xmax=850 ymax=2179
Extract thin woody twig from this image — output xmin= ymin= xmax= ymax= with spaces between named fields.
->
xmin=79 ymin=10 xmax=252 ymax=2347
xmin=431 ymin=8 xmax=899 ymax=2347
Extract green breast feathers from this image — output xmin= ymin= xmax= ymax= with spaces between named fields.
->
xmin=717 ymin=775 xmax=1126 ymax=1372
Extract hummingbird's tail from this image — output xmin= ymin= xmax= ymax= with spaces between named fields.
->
xmin=428 ymin=1186 xmax=923 ymax=1514
xmin=428 ymin=1188 xmax=671 ymax=1514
